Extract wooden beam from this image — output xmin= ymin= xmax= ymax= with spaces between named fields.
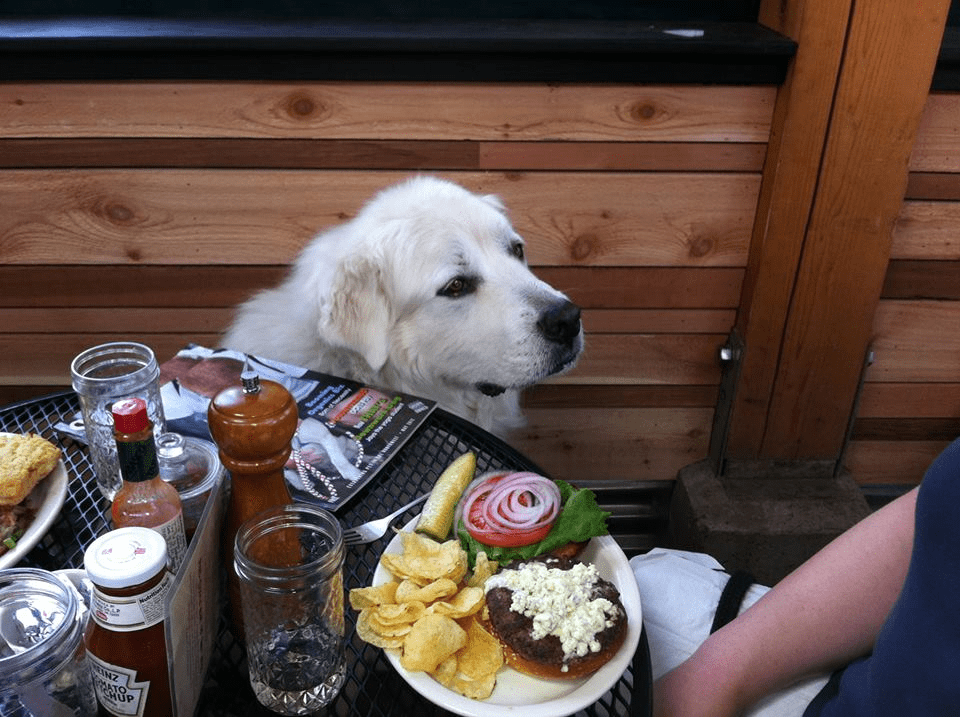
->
xmin=905 ymin=172 xmax=960 ymax=200
xmin=866 ymin=300 xmax=960 ymax=383
xmin=0 ymin=306 xmax=734 ymax=336
xmin=724 ymin=0 xmax=854 ymax=460
xmin=0 ymin=83 xmax=774 ymax=142
xmin=524 ymin=384 xmax=717 ymax=409
xmin=0 ymin=170 xmax=757 ymax=268
xmin=0 ymin=265 xmax=745 ymax=309
xmin=892 ymin=201 xmax=960 ymax=259
xmin=0 ymin=138 xmax=766 ymax=172
xmin=760 ymin=1 xmax=951 ymax=459
xmin=882 ymin=260 xmax=960 ymax=300
xmin=0 ymin=333 xmax=726 ymax=388
xmin=858 ymin=383 xmax=960 ymax=418
xmin=909 ymin=92 xmax=960 ymax=172
xmin=852 ymin=417 xmax=960 ymax=442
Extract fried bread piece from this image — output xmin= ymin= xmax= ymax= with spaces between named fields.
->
xmin=0 ymin=433 xmax=61 ymax=505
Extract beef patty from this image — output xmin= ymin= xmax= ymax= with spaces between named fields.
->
xmin=484 ymin=556 xmax=626 ymax=675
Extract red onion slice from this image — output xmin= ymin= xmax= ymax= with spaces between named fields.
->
xmin=460 ymin=471 xmax=560 ymax=537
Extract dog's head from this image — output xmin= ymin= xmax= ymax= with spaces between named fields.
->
xmin=308 ymin=176 xmax=584 ymax=398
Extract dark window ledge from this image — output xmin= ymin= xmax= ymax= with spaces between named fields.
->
xmin=933 ymin=26 xmax=960 ymax=91
xmin=0 ymin=17 xmax=795 ymax=82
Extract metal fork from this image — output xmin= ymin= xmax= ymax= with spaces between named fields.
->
xmin=342 ymin=493 xmax=430 ymax=545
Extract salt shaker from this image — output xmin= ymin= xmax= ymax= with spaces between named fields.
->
xmin=206 ymin=363 xmax=299 ymax=639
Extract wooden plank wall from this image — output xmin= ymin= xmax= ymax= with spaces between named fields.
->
xmin=844 ymin=90 xmax=960 ymax=486
xmin=0 ymin=81 xmax=773 ymax=487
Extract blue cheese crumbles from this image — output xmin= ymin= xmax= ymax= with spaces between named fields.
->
xmin=485 ymin=561 xmax=619 ymax=663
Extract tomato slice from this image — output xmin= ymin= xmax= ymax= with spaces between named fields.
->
xmin=467 ymin=523 xmax=553 ymax=547
xmin=464 ymin=474 xmax=556 ymax=548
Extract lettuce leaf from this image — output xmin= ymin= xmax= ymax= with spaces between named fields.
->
xmin=457 ymin=480 xmax=610 ymax=567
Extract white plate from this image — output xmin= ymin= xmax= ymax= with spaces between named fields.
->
xmin=371 ymin=516 xmax=643 ymax=717
xmin=0 ymin=435 xmax=70 ymax=569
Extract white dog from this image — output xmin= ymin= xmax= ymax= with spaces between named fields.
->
xmin=222 ymin=176 xmax=583 ymax=435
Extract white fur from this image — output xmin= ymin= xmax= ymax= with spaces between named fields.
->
xmin=222 ymin=176 xmax=583 ymax=435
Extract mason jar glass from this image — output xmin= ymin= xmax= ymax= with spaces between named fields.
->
xmin=70 ymin=341 xmax=166 ymax=499
xmin=234 ymin=504 xmax=346 ymax=715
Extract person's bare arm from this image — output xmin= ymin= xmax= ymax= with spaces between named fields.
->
xmin=654 ymin=487 xmax=918 ymax=717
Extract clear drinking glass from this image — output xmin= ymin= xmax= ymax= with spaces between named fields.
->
xmin=234 ymin=504 xmax=346 ymax=715
xmin=70 ymin=341 xmax=166 ymax=500
xmin=0 ymin=568 xmax=98 ymax=717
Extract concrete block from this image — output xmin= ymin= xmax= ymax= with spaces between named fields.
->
xmin=669 ymin=459 xmax=872 ymax=585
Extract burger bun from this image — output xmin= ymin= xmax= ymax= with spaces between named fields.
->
xmin=490 ymin=615 xmax=627 ymax=680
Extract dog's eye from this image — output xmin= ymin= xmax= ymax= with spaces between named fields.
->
xmin=438 ymin=276 xmax=476 ymax=298
xmin=511 ymin=242 xmax=525 ymax=261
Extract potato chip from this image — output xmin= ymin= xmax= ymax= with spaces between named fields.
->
xmin=367 ymin=606 xmax=423 ymax=637
xmin=431 ymin=654 xmax=458 ymax=687
xmin=375 ymin=600 xmax=426 ymax=623
xmin=349 ymin=581 xmax=399 ymax=610
xmin=365 ymin=616 xmax=414 ymax=638
xmin=395 ymin=578 xmax=458 ymax=604
xmin=457 ymin=618 xmax=504 ymax=679
xmin=428 ymin=586 xmax=485 ymax=619
xmin=450 ymin=672 xmax=498 ymax=701
xmin=356 ymin=609 xmax=407 ymax=649
xmin=353 ymin=531 xmax=508 ymax=701
xmin=467 ymin=552 xmax=498 ymax=588
xmin=380 ymin=534 xmax=468 ymax=585
xmin=400 ymin=614 xmax=467 ymax=673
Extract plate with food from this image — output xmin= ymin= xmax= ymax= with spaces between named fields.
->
xmin=0 ymin=432 xmax=70 ymax=569
xmin=350 ymin=453 xmax=643 ymax=717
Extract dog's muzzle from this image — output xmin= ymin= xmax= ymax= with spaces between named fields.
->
xmin=537 ymin=300 xmax=582 ymax=347
xmin=474 ymin=299 xmax=583 ymax=398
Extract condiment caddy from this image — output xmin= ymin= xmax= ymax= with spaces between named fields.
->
xmin=55 ymin=345 xmax=324 ymax=716
xmin=82 ymin=461 xmax=225 ymax=717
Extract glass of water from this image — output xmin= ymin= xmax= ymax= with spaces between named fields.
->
xmin=70 ymin=342 xmax=166 ymax=500
xmin=234 ymin=504 xmax=346 ymax=715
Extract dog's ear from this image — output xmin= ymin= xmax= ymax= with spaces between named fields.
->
xmin=480 ymin=193 xmax=506 ymax=212
xmin=316 ymin=255 xmax=393 ymax=372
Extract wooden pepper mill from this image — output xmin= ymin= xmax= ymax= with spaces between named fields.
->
xmin=207 ymin=363 xmax=299 ymax=640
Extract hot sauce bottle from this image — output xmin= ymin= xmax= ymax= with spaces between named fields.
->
xmin=110 ymin=397 xmax=188 ymax=571
xmin=83 ymin=527 xmax=175 ymax=717
xmin=207 ymin=365 xmax=299 ymax=639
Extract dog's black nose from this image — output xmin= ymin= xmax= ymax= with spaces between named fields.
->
xmin=538 ymin=300 xmax=582 ymax=344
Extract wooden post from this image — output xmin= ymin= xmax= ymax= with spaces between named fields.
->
xmin=720 ymin=0 xmax=951 ymax=471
